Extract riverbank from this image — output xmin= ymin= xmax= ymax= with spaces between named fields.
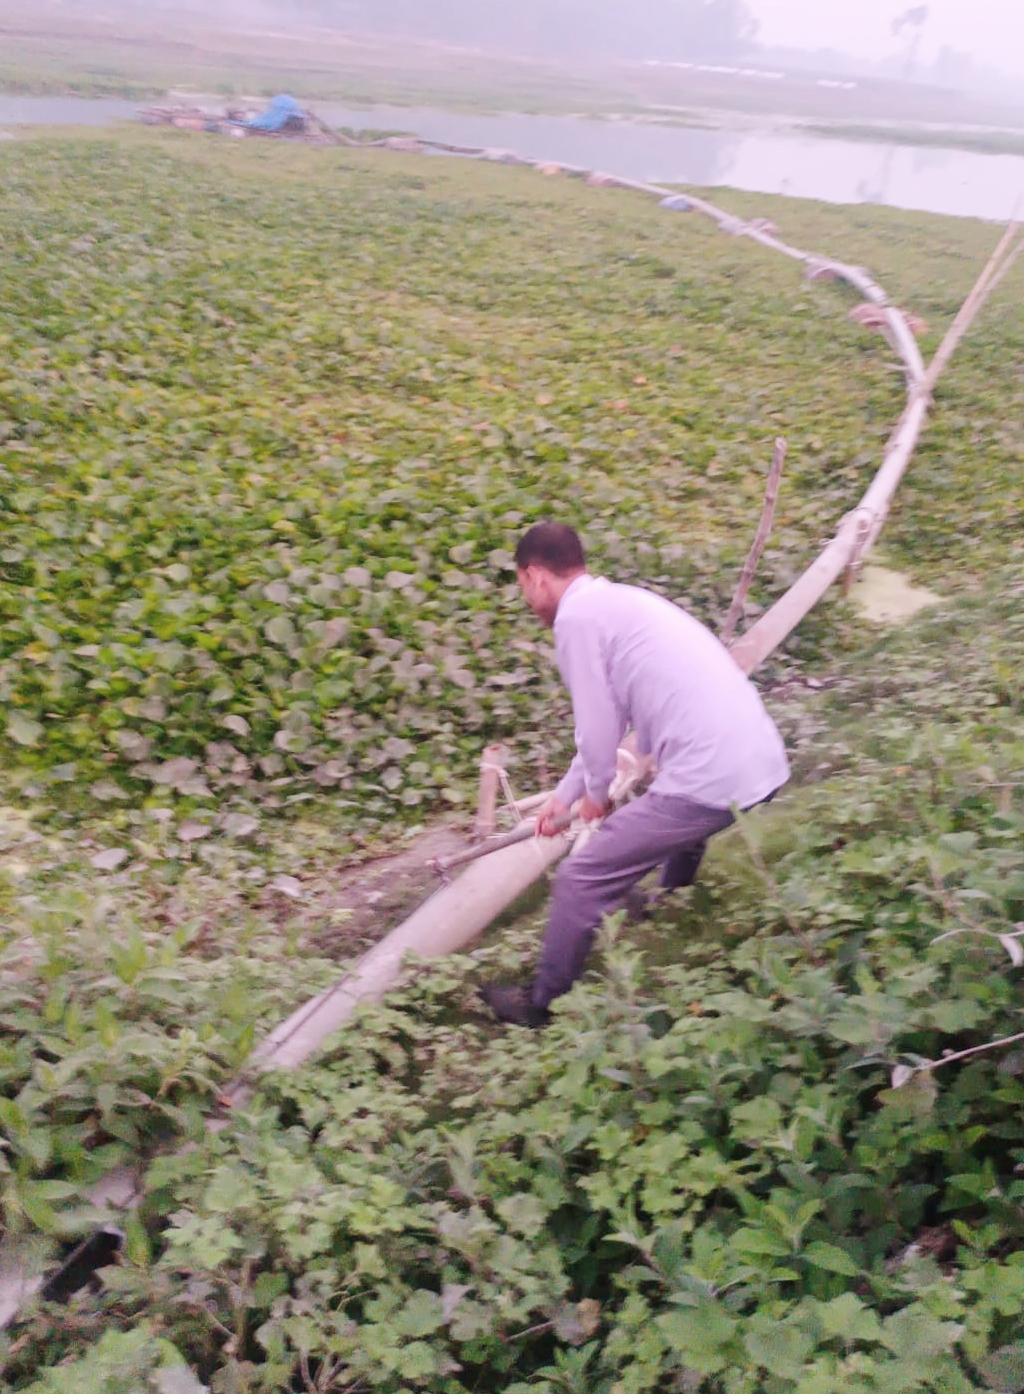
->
xmin=3 ymin=102 xmax=1023 ymax=222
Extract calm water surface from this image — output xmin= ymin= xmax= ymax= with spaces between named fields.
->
xmin=0 ymin=97 xmax=138 ymax=125
xmin=1 ymin=96 xmax=1021 ymax=222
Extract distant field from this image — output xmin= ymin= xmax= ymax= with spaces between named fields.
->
xmin=803 ymin=122 xmax=1024 ymax=158
xmin=628 ymin=62 xmax=1024 ymax=131
xmin=2 ymin=2 xmax=1024 ymax=138
xmin=3 ymin=10 xmax=622 ymax=112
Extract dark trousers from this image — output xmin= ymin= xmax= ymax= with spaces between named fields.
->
xmin=530 ymin=790 xmax=742 ymax=1010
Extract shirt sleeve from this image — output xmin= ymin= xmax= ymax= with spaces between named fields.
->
xmin=553 ymin=750 xmax=586 ymax=807
xmin=553 ymin=613 xmax=625 ymax=806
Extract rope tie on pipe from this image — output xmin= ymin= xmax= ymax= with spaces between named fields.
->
xmin=480 ymin=757 xmax=524 ymax=825
xmin=841 ymin=505 xmax=878 ymax=590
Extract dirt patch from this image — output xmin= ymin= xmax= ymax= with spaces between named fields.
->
xmin=264 ymin=821 xmax=472 ymax=960
xmin=851 ymin=563 xmax=942 ymax=625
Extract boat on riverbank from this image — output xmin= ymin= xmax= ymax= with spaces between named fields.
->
xmin=139 ymin=92 xmax=339 ymax=142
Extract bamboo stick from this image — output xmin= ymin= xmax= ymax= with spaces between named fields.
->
xmin=227 ymin=829 xmax=573 ymax=1085
xmin=979 ymin=231 xmax=1024 ymax=302
xmin=474 ymin=743 xmax=505 ymax=839
xmin=722 ymin=437 xmax=787 ymax=644
xmin=731 ymin=219 xmax=1018 ymax=675
xmin=914 ymin=220 xmax=1020 ymax=398
xmin=434 ymin=818 xmax=543 ymax=871
xmin=432 ymin=812 xmax=582 ymax=874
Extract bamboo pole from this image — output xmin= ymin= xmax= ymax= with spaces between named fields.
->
xmin=513 ymin=790 xmax=553 ymax=815
xmin=979 ymin=230 xmax=1024 ymax=302
xmin=305 ymin=109 xmax=360 ymax=147
xmin=226 ymin=828 xmax=573 ymax=1086
xmin=914 ymin=220 xmax=1020 ymax=397
xmin=223 ymin=746 xmax=650 ymax=1091
xmin=731 ymin=219 xmax=1019 ymax=675
xmin=474 ymin=744 xmax=505 ymax=839
xmin=722 ymin=437 xmax=787 ymax=644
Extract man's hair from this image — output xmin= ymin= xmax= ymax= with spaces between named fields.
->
xmin=514 ymin=522 xmax=586 ymax=575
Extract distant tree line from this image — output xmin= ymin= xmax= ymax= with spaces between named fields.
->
xmin=289 ymin=0 xmax=758 ymax=61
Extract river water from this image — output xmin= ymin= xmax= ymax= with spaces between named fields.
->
xmin=0 ymin=97 xmax=139 ymax=126
xmin=2 ymin=96 xmax=1021 ymax=222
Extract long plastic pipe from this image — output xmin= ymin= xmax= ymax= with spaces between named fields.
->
xmin=239 ymin=830 xmax=571 ymax=1076
xmin=222 ymin=754 xmax=646 ymax=1095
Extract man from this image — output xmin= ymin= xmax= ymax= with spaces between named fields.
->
xmin=480 ymin=521 xmax=789 ymax=1028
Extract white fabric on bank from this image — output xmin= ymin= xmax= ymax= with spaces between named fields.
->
xmin=552 ymin=575 xmax=789 ymax=811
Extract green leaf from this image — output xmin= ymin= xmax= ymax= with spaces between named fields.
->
xmin=730 ymin=1227 xmax=792 ymax=1258
xmin=496 ymin=1193 xmax=548 ymax=1239
xmin=730 ymin=1095 xmax=783 ymax=1141
xmin=804 ymin=1241 xmax=861 ymax=1276
xmin=18 ymin=1182 xmax=64 ymax=1234
xmin=881 ymin=1305 xmax=962 ymax=1361
xmin=252 ymin=1271 xmax=290 ymax=1308
xmin=817 ymin=1292 xmax=883 ymax=1343
xmin=973 ymin=1342 xmax=1024 ymax=1394
xmin=264 ymin=615 xmax=295 ymax=647
xmin=123 ymin=1212 xmax=152 ymax=1267
xmin=153 ymin=1365 xmax=209 ymax=1394
xmin=656 ymin=1302 xmax=738 ymax=1375
xmin=7 ymin=711 xmax=43 ymax=747
xmin=395 ymin=1290 xmax=444 ymax=1338
xmin=203 ymin=1165 xmax=259 ymax=1214
xmin=744 ymin=1319 xmax=814 ymax=1379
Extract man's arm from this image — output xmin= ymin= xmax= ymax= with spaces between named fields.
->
xmin=536 ymin=752 xmax=590 ymax=838
xmin=553 ymin=751 xmax=586 ymax=808
xmin=553 ymin=614 xmax=625 ymax=808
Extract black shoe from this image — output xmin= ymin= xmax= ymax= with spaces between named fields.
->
xmin=623 ymin=886 xmax=661 ymax=924
xmin=478 ymin=983 xmax=550 ymax=1028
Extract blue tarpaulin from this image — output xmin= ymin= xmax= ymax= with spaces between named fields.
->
xmin=247 ymin=94 xmax=304 ymax=132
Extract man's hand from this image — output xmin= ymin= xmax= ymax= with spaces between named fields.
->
xmin=535 ymin=793 xmax=612 ymax=836
xmin=535 ymin=796 xmax=571 ymax=838
xmin=579 ymin=793 xmax=612 ymax=823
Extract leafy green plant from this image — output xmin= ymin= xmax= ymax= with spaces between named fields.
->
xmin=2 ymin=135 xmax=1020 ymax=837
xmin=1 ymin=131 xmax=1022 ymax=1391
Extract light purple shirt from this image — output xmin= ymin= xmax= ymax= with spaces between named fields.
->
xmin=552 ymin=575 xmax=789 ymax=810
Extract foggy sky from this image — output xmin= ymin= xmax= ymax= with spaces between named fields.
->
xmin=43 ymin=0 xmax=1024 ymax=82
xmin=233 ymin=0 xmax=1024 ymax=81
xmin=750 ymin=0 xmax=1024 ymax=77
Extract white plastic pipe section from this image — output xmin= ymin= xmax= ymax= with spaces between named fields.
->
xmin=244 ymin=828 xmax=571 ymax=1074
xmin=224 ymin=751 xmax=646 ymax=1090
